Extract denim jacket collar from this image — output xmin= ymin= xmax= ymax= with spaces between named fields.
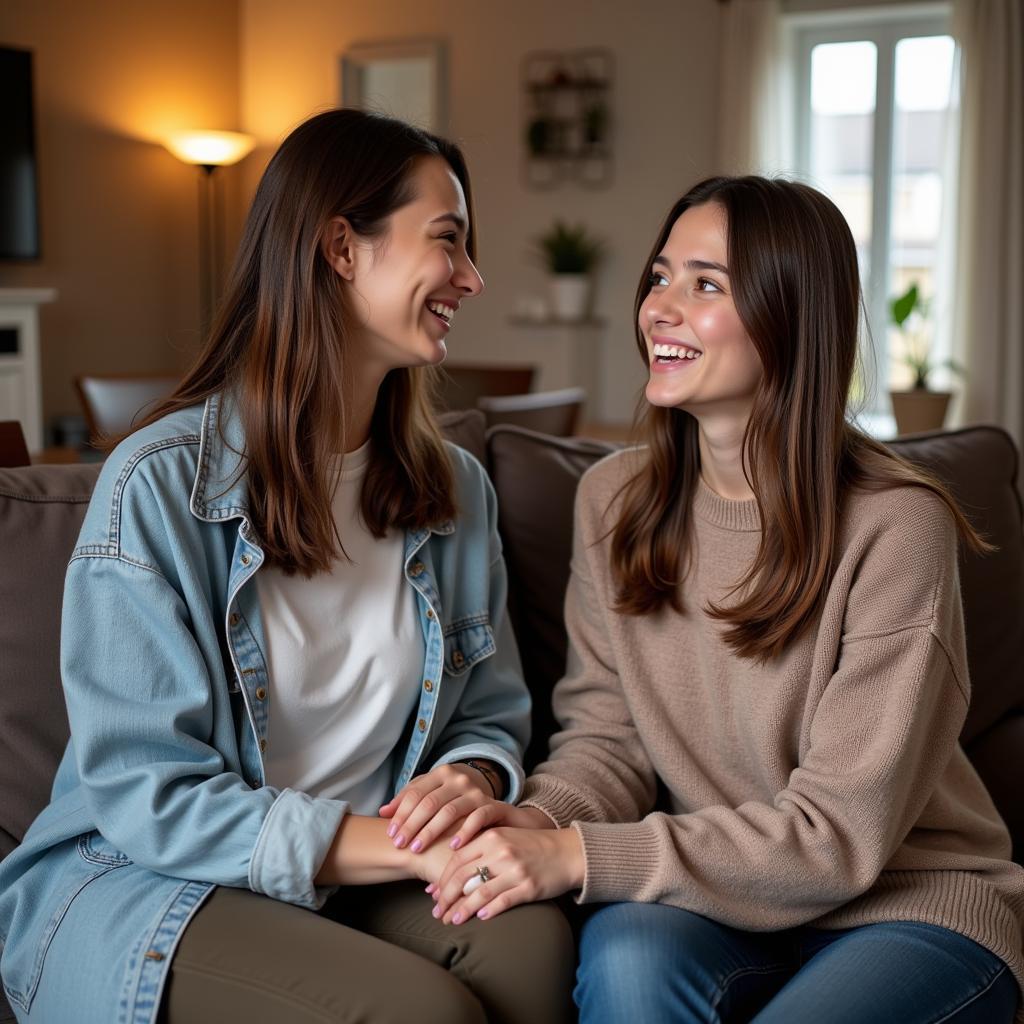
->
xmin=188 ymin=391 xmax=456 ymax=548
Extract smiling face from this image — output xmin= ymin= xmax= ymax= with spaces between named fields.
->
xmin=640 ymin=202 xmax=763 ymax=422
xmin=334 ymin=155 xmax=484 ymax=379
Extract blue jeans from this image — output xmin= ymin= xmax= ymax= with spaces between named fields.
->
xmin=575 ymin=903 xmax=1019 ymax=1023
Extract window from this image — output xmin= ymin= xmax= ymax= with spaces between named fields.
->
xmin=788 ymin=5 xmax=957 ymax=426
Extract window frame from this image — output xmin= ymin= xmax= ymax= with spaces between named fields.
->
xmin=786 ymin=3 xmax=953 ymax=423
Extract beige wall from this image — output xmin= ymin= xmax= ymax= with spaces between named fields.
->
xmin=0 ymin=0 xmax=241 ymax=424
xmin=240 ymin=0 xmax=724 ymax=422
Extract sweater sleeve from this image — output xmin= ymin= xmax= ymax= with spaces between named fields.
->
xmin=543 ymin=486 xmax=975 ymax=930
xmin=520 ymin=462 xmax=659 ymax=826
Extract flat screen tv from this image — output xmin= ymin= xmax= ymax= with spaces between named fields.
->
xmin=0 ymin=46 xmax=40 ymax=260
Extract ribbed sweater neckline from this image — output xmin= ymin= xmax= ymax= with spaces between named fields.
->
xmin=693 ymin=477 xmax=761 ymax=532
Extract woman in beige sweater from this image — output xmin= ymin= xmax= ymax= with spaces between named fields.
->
xmin=405 ymin=176 xmax=1024 ymax=1023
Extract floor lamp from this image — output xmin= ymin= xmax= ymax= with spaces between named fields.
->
xmin=165 ymin=130 xmax=255 ymax=333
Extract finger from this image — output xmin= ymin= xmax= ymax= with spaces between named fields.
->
xmin=474 ymin=884 xmax=532 ymax=922
xmin=387 ymin=780 xmax=443 ymax=844
xmin=444 ymin=871 xmax=519 ymax=925
xmin=433 ymin=852 xmax=487 ymax=918
xmin=392 ymin=788 xmax=455 ymax=849
xmin=408 ymin=795 xmax=479 ymax=854
xmin=450 ymin=802 xmax=505 ymax=850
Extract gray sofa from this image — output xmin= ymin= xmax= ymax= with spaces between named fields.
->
xmin=1 ymin=413 xmax=1022 ymax=1020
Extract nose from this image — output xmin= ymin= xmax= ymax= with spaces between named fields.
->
xmin=453 ymin=251 xmax=485 ymax=298
xmin=643 ymin=290 xmax=683 ymax=330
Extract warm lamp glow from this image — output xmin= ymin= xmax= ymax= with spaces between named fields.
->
xmin=165 ymin=129 xmax=255 ymax=167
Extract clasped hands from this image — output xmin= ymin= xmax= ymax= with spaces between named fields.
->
xmin=378 ymin=763 xmax=584 ymax=924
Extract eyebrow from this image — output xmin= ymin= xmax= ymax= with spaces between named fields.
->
xmin=430 ymin=213 xmax=467 ymax=232
xmin=652 ymin=255 xmax=729 ymax=275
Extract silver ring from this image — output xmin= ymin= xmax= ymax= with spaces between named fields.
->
xmin=462 ymin=864 xmax=492 ymax=896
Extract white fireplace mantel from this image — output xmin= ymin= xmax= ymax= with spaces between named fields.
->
xmin=0 ymin=287 xmax=57 ymax=454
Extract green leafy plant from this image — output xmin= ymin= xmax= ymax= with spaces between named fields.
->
xmin=532 ymin=221 xmax=604 ymax=275
xmin=889 ymin=282 xmax=963 ymax=391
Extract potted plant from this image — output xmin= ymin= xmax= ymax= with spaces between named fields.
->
xmin=532 ymin=220 xmax=604 ymax=322
xmin=888 ymin=282 xmax=963 ymax=435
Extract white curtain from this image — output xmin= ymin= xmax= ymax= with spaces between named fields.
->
xmin=951 ymin=0 xmax=1024 ymax=447
xmin=717 ymin=0 xmax=790 ymax=176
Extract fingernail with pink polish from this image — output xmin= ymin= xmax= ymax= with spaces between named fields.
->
xmin=387 ymin=824 xmax=396 ymax=838
xmin=449 ymin=837 xmax=461 ymax=850
xmin=432 ymin=905 xmax=442 ymax=919
xmin=394 ymin=835 xmax=406 ymax=848
xmin=477 ymin=909 xmax=488 ymax=920
xmin=411 ymin=839 xmax=422 ymax=853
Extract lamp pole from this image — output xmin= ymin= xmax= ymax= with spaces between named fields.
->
xmin=197 ymin=164 xmax=217 ymax=333
xmin=164 ymin=130 xmax=255 ymax=339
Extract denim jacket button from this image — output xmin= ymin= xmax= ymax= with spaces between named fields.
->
xmin=452 ymin=650 xmax=465 ymax=669
xmin=410 ymin=561 xmax=425 ymax=578
xmin=259 ymin=738 xmax=267 ymax=752
xmin=423 ymin=679 xmax=433 ymax=692
xmin=426 ymin=609 xmax=435 ymax=620
xmin=255 ymin=687 xmax=267 ymax=700
xmin=229 ymin=612 xmax=240 ymax=627
xmin=240 ymin=554 xmax=252 ymax=567
xmin=417 ymin=718 xmax=427 ymax=731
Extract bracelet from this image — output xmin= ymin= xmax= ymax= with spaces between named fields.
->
xmin=462 ymin=759 xmax=500 ymax=799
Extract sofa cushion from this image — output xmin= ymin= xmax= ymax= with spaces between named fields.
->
xmin=486 ymin=426 xmax=617 ymax=768
xmin=0 ymin=463 xmax=102 ymax=860
xmin=487 ymin=424 xmax=1024 ymax=858
xmin=437 ymin=407 xmax=486 ymax=465
xmin=887 ymin=426 xmax=1024 ymax=744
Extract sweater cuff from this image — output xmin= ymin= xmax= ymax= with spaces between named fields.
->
xmin=519 ymin=774 xmax=604 ymax=827
xmin=573 ymin=818 xmax=663 ymax=904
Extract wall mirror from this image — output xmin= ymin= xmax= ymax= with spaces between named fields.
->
xmin=340 ymin=39 xmax=448 ymax=133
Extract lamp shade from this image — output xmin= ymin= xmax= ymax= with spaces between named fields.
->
xmin=165 ymin=129 xmax=255 ymax=167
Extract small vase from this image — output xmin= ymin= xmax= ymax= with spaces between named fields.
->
xmin=548 ymin=274 xmax=590 ymax=322
xmin=890 ymin=388 xmax=952 ymax=435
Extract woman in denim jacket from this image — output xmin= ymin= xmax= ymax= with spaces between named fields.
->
xmin=0 ymin=110 xmax=573 ymax=1024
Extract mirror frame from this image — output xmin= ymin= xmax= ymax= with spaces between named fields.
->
xmin=340 ymin=38 xmax=449 ymax=134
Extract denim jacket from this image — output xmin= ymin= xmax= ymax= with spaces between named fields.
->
xmin=0 ymin=392 xmax=530 ymax=1023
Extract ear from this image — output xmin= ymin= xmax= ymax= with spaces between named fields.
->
xmin=321 ymin=216 xmax=358 ymax=280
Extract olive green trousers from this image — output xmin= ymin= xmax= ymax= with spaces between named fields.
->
xmin=160 ymin=880 xmax=576 ymax=1024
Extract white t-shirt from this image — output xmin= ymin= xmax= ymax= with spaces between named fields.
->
xmin=256 ymin=440 xmax=424 ymax=814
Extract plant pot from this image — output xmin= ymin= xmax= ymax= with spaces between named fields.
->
xmin=548 ymin=274 xmax=590 ymax=322
xmin=890 ymin=388 xmax=952 ymax=435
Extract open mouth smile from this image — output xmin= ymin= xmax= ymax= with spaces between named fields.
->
xmin=652 ymin=341 xmax=703 ymax=364
xmin=426 ymin=300 xmax=456 ymax=328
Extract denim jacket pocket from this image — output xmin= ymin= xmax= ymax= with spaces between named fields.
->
xmin=2 ymin=833 xmax=132 ymax=1014
xmin=443 ymin=616 xmax=495 ymax=677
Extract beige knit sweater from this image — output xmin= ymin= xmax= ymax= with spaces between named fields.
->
xmin=521 ymin=448 xmax=1024 ymax=1008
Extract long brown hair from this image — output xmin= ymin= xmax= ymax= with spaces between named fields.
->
xmin=133 ymin=109 xmax=474 ymax=575
xmin=611 ymin=175 xmax=989 ymax=660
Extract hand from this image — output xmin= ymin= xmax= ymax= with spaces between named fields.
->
xmin=405 ymin=825 xmax=463 ymax=886
xmin=428 ymin=826 xmax=585 ymax=925
xmin=448 ymin=802 xmax=556 ymax=851
xmin=379 ymin=763 xmax=494 ymax=854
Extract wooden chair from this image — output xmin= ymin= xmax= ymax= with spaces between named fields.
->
xmin=478 ymin=387 xmax=586 ymax=437
xmin=434 ymin=364 xmax=536 ymax=412
xmin=0 ymin=421 xmax=31 ymax=467
xmin=75 ymin=374 xmax=179 ymax=443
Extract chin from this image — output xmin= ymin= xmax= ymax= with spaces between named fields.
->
xmin=645 ymin=380 xmax=688 ymax=409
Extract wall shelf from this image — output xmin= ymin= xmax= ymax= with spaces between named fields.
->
xmin=522 ymin=48 xmax=613 ymax=190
